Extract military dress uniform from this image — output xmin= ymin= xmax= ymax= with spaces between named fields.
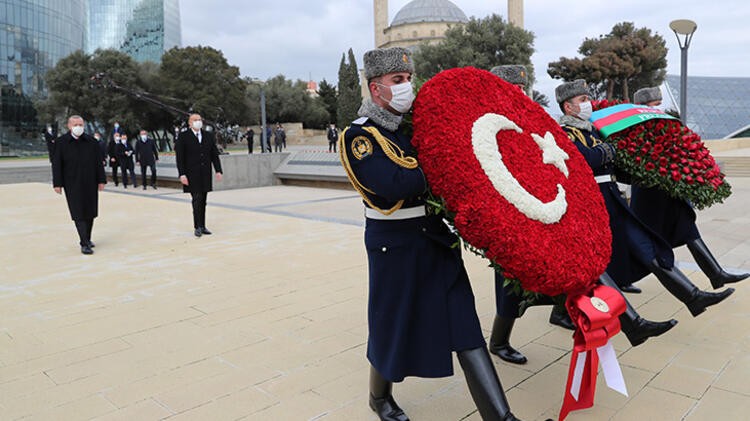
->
xmin=340 ymin=116 xmax=486 ymax=382
xmin=562 ymin=123 xmax=675 ymax=284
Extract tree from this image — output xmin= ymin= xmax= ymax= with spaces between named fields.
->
xmin=532 ymin=90 xmax=550 ymax=108
xmin=159 ymin=46 xmax=249 ymax=126
xmin=317 ymin=79 xmax=338 ymax=124
xmin=44 ymin=49 xmax=145 ymax=135
xmin=413 ymin=14 xmax=535 ymax=85
xmin=336 ymin=48 xmax=362 ymax=129
xmin=548 ymin=22 xmax=667 ymax=101
xmin=258 ymin=75 xmax=330 ymax=129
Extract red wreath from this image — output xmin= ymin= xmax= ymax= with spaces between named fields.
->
xmin=412 ymin=67 xmax=611 ymax=297
xmin=592 ymin=100 xmax=731 ymax=209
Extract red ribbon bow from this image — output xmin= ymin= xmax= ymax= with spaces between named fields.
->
xmin=559 ymin=285 xmax=627 ymax=420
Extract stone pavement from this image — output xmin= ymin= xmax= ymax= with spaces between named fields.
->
xmin=1 ymin=179 xmax=749 ymax=420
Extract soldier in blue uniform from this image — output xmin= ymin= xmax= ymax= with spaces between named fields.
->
xmin=631 ymin=87 xmax=749 ymax=289
xmin=340 ymin=47 xmax=523 ymax=421
xmin=556 ymin=79 xmax=734 ymax=320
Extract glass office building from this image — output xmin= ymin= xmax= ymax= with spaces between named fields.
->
xmin=87 ymin=0 xmax=181 ymax=63
xmin=665 ymin=74 xmax=750 ymax=140
xmin=0 ymin=0 xmax=87 ymax=156
xmin=0 ymin=0 xmax=181 ymax=156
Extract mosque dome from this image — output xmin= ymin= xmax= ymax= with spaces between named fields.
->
xmin=391 ymin=0 xmax=468 ymax=26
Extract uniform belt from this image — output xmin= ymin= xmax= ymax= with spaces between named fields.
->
xmin=594 ymin=174 xmax=616 ymax=184
xmin=365 ymin=206 xmax=426 ymax=220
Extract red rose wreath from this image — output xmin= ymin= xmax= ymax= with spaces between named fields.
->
xmin=412 ymin=67 xmax=629 ymax=420
xmin=591 ymin=100 xmax=731 ymax=209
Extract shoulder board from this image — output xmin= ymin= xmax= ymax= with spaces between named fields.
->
xmin=352 ymin=117 xmax=368 ymax=125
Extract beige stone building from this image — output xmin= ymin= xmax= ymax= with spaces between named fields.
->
xmin=373 ymin=0 xmax=468 ymax=49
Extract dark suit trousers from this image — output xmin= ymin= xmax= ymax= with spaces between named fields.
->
xmin=190 ymin=191 xmax=208 ymax=228
xmin=121 ymin=163 xmax=136 ymax=186
xmin=74 ymin=219 xmax=94 ymax=246
xmin=141 ymin=163 xmax=156 ymax=186
xmin=111 ymin=162 xmax=119 ymax=185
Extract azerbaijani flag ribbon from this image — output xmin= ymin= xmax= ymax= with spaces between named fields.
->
xmin=590 ymin=104 xmax=678 ymax=138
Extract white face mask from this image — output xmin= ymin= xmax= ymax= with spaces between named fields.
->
xmin=577 ymin=101 xmax=593 ymax=121
xmin=141 ymin=135 xmax=147 ymax=141
xmin=192 ymin=120 xmax=203 ymax=130
xmin=71 ymin=126 xmax=84 ymax=137
xmin=379 ymin=81 xmax=415 ymax=114
xmin=114 ymin=123 xmax=119 ymax=129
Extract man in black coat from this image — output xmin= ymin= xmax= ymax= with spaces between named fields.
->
xmin=93 ymin=132 xmax=107 ymax=166
xmin=44 ymin=125 xmax=57 ymax=162
xmin=107 ymin=133 xmax=120 ymax=186
xmin=116 ymin=134 xmax=136 ymax=188
xmin=326 ymin=123 xmax=338 ymax=152
xmin=52 ymin=115 xmax=106 ymax=255
xmin=244 ymin=127 xmax=255 ymax=154
xmin=176 ymin=113 xmax=223 ymax=237
xmin=135 ymin=129 xmax=159 ymax=189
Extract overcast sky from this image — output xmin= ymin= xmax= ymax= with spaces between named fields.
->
xmin=179 ymin=0 xmax=750 ymax=104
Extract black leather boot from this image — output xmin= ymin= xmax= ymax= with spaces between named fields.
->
xmin=649 ymin=259 xmax=735 ymax=317
xmin=489 ymin=316 xmax=527 ymax=364
xmin=457 ymin=347 xmax=520 ymax=421
xmin=548 ymin=304 xmax=575 ymax=330
xmin=598 ymin=273 xmax=678 ymax=346
xmin=687 ymin=238 xmax=749 ymax=289
xmin=369 ymin=366 xmax=409 ymax=421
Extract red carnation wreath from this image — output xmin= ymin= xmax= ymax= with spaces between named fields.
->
xmin=412 ymin=67 xmax=611 ymax=297
xmin=592 ymin=100 xmax=731 ymax=209
xmin=412 ymin=67 xmax=628 ymax=420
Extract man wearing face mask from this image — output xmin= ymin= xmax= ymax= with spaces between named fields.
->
xmin=629 ymin=87 xmax=749 ymax=289
xmin=557 ymin=79 xmax=733 ymax=320
xmin=135 ymin=129 xmax=159 ymax=190
xmin=52 ymin=115 xmax=106 ymax=255
xmin=116 ymin=134 xmax=137 ymax=188
xmin=176 ymin=114 xmax=223 ymax=237
xmin=108 ymin=133 xmax=121 ymax=186
xmin=44 ymin=125 xmax=57 ymax=162
xmin=340 ymin=47 xmax=524 ymax=421
xmin=327 ymin=123 xmax=339 ymax=153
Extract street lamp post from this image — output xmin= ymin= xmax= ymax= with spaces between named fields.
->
xmin=669 ymin=19 xmax=697 ymax=125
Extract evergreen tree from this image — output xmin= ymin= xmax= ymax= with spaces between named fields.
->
xmin=413 ymin=14 xmax=536 ymax=86
xmin=336 ymin=48 xmax=362 ymax=129
xmin=317 ymin=79 xmax=338 ymax=125
xmin=548 ymin=22 xmax=667 ymax=101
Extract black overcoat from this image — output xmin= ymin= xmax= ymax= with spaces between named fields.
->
xmin=52 ymin=132 xmax=106 ymax=221
xmin=630 ymin=185 xmax=700 ymax=247
xmin=135 ymin=138 xmax=159 ymax=165
xmin=175 ymin=129 xmax=222 ymax=193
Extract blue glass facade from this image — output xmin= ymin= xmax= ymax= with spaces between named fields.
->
xmin=87 ymin=0 xmax=181 ymax=63
xmin=0 ymin=0 xmax=87 ymax=155
xmin=665 ymin=74 xmax=750 ymax=140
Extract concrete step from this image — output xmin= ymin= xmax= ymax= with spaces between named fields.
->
xmin=716 ymin=156 xmax=750 ymax=178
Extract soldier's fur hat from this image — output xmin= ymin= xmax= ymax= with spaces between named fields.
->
xmin=490 ymin=65 xmax=528 ymax=86
xmin=364 ymin=47 xmax=415 ymax=80
xmin=555 ymin=79 xmax=589 ymax=104
xmin=633 ymin=87 xmax=662 ymax=105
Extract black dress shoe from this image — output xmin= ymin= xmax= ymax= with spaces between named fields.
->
xmin=687 ymin=288 xmax=734 ymax=316
xmin=81 ymin=245 xmax=93 ymax=255
xmin=194 ymin=228 xmax=202 ymax=237
xmin=87 ymin=241 xmax=95 ymax=248
xmin=490 ymin=343 xmax=528 ymax=365
xmin=622 ymin=317 xmax=678 ymax=347
xmin=200 ymin=227 xmax=212 ymax=235
xmin=620 ymin=283 xmax=642 ymax=294
xmin=152 ymin=185 xmax=157 ymax=190
xmin=369 ymin=394 xmax=409 ymax=421
xmin=549 ymin=309 xmax=575 ymax=330
xmin=143 ymin=185 xmax=147 ymax=190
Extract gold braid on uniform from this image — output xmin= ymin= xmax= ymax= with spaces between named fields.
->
xmin=564 ymin=126 xmax=601 ymax=147
xmin=338 ymin=126 xmax=419 ymax=216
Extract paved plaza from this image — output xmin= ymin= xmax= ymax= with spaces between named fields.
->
xmin=1 ymin=176 xmax=749 ymax=420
